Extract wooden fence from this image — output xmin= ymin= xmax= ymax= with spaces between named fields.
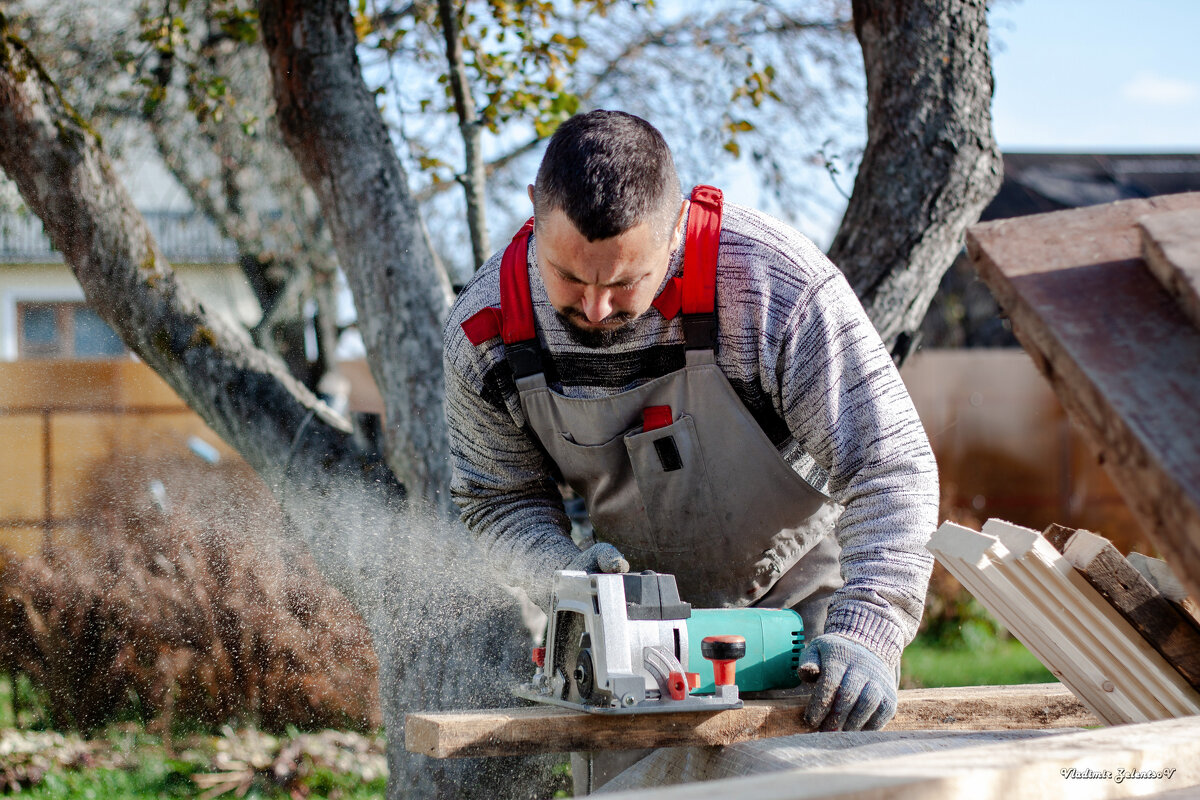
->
xmin=0 ymin=361 xmax=236 ymax=556
xmin=0 ymin=350 xmax=1147 ymax=558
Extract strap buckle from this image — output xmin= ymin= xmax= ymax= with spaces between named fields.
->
xmin=682 ymin=313 xmax=718 ymax=351
xmin=504 ymin=339 xmax=543 ymax=379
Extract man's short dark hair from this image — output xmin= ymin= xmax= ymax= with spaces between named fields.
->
xmin=533 ymin=110 xmax=681 ymax=242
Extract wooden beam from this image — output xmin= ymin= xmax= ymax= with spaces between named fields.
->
xmin=1049 ymin=528 xmax=1200 ymax=692
xmin=1139 ymin=208 xmax=1200 ymax=332
xmin=1127 ymin=552 xmax=1200 ymax=630
xmin=607 ymin=714 xmax=1200 ymax=800
xmin=967 ymin=193 xmax=1200 ymax=603
xmin=927 ymin=519 xmax=1200 ymax=725
xmin=404 ymin=683 xmax=1096 ymax=759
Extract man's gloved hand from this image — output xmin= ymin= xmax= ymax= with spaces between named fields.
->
xmin=566 ymin=542 xmax=630 ymax=575
xmin=797 ymin=633 xmax=897 ymax=732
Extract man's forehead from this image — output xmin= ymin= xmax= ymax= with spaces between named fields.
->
xmin=536 ymin=209 xmax=661 ymax=283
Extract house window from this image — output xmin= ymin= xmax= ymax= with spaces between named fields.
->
xmin=16 ymin=302 xmax=126 ymax=359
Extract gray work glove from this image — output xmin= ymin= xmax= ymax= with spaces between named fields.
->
xmin=797 ymin=633 xmax=898 ymax=731
xmin=565 ymin=542 xmax=630 ymax=575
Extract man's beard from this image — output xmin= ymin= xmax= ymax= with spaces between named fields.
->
xmin=556 ymin=309 xmax=637 ymax=348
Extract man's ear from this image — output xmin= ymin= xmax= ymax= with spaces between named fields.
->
xmin=527 ymin=184 xmax=535 ymax=207
xmin=670 ymin=199 xmax=688 ymax=251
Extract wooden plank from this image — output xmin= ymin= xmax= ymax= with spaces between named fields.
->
xmin=403 ymin=683 xmax=1096 ymax=759
xmin=928 ymin=520 xmax=1200 ymax=724
xmin=967 ymin=192 xmax=1200 ymax=603
xmin=1049 ymin=528 xmax=1200 ymax=692
xmin=606 ymin=714 xmax=1200 ymax=800
xmin=1139 ymin=208 xmax=1200 ymax=332
xmin=984 ymin=519 xmax=1200 ymax=716
xmin=1127 ymin=552 xmax=1200 ymax=629
xmin=929 ymin=525 xmax=1131 ymax=722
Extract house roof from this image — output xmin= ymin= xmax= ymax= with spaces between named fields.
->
xmin=0 ymin=210 xmax=238 ymax=264
xmin=985 ymin=152 xmax=1200 ymax=220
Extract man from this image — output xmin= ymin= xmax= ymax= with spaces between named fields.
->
xmin=443 ymin=110 xmax=937 ymax=787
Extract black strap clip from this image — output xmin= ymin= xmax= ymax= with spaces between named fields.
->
xmin=505 ymin=339 xmax=544 ymax=379
xmin=682 ymin=312 xmax=718 ymax=351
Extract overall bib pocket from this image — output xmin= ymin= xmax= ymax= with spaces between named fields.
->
xmin=623 ymin=414 xmax=724 ymax=554
xmin=549 ymin=429 xmax=657 ymax=552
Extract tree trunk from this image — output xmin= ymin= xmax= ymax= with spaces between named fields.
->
xmin=830 ymin=0 xmax=1002 ymax=363
xmin=0 ymin=20 xmax=554 ymax=800
xmin=257 ymin=0 xmax=456 ymax=510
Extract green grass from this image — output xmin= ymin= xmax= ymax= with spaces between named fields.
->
xmin=901 ymin=636 xmax=1055 ymax=688
xmin=18 ymin=762 xmax=201 ymax=800
xmin=0 ymin=673 xmax=389 ymax=800
xmin=10 ymin=757 xmax=387 ymax=800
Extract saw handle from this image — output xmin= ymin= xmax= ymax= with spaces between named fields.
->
xmin=701 ymin=635 xmax=747 ymax=686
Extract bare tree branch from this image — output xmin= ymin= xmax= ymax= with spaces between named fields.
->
xmin=0 ymin=18 xmax=399 ymax=603
xmin=437 ymin=0 xmax=490 ymax=269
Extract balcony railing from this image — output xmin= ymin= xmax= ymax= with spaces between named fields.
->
xmin=0 ymin=210 xmax=239 ymax=264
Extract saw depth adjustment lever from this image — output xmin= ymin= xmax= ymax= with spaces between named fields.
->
xmin=701 ymin=635 xmax=747 ymax=687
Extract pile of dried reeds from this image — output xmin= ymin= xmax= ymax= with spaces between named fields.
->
xmin=0 ymin=452 xmax=380 ymax=733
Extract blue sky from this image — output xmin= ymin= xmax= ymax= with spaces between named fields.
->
xmin=990 ymin=0 xmax=1200 ymax=151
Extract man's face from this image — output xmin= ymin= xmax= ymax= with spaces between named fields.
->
xmin=533 ymin=201 xmax=682 ymax=348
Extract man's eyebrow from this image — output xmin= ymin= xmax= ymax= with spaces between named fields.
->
xmin=549 ymin=261 xmax=586 ymax=283
xmin=550 ymin=261 xmax=651 ymax=288
xmin=603 ymin=271 xmax=652 ymax=288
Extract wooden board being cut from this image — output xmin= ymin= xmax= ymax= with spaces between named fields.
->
xmin=405 ymin=683 xmax=1096 ymax=759
xmin=967 ymin=192 xmax=1200 ymax=603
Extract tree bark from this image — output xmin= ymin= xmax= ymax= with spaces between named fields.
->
xmin=0 ymin=20 xmax=553 ymax=800
xmin=438 ymin=0 xmax=491 ymax=271
xmin=830 ymin=0 xmax=1001 ymax=363
xmin=257 ymin=0 xmax=456 ymax=510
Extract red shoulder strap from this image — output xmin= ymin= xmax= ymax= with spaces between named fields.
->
xmin=499 ymin=218 xmax=537 ymax=344
xmin=461 ymin=307 xmax=502 ymax=346
xmin=459 ymin=218 xmax=538 ymax=348
xmin=682 ymin=185 xmax=722 ymax=315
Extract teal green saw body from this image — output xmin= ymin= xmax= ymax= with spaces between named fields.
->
xmin=685 ymin=608 xmax=804 ymax=694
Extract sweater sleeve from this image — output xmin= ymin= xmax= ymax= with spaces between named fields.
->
xmin=442 ymin=332 xmax=582 ymax=600
xmin=776 ymin=265 xmax=938 ymax=669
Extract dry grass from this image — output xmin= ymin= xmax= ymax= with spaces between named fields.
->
xmin=0 ymin=452 xmax=380 ymax=734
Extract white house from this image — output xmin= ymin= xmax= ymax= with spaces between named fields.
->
xmin=0 ymin=209 xmax=260 ymax=361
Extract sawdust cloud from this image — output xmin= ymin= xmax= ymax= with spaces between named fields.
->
xmin=1 ymin=449 xmax=557 ymax=799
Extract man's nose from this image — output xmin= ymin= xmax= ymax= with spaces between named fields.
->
xmin=581 ymin=287 xmax=614 ymax=323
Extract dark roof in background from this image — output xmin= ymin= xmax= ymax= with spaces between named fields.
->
xmin=984 ymin=152 xmax=1200 ymax=220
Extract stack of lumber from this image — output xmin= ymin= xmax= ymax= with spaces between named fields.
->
xmin=968 ymin=193 xmax=1200 ymax=604
xmin=927 ymin=518 xmax=1200 ymax=726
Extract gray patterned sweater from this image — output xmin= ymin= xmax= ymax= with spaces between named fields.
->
xmin=442 ymin=200 xmax=937 ymax=668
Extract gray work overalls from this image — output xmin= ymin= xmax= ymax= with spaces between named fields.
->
xmin=487 ymin=186 xmax=845 ymax=792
